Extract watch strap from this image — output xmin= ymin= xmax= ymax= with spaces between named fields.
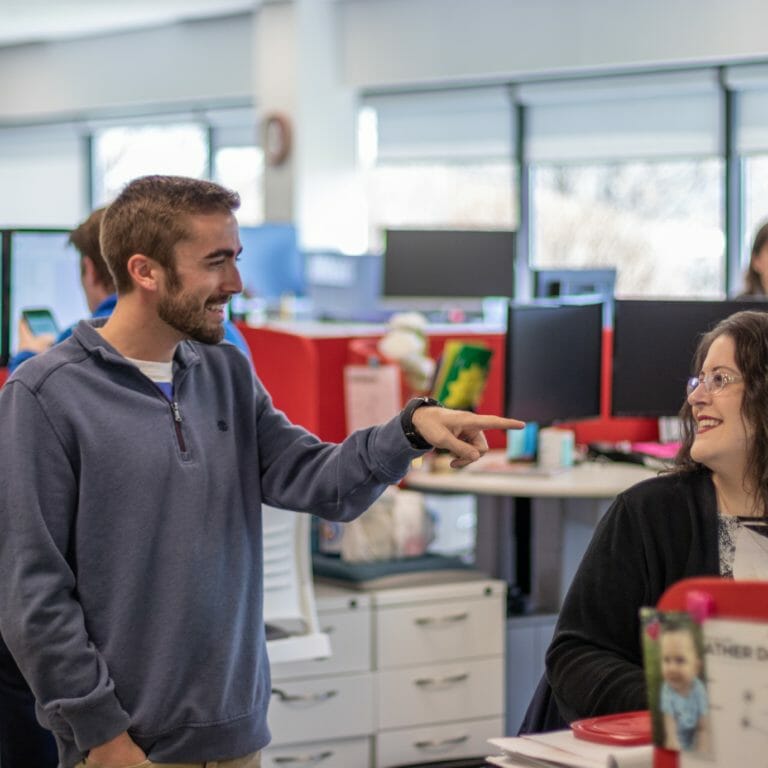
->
xmin=401 ymin=396 xmax=443 ymax=449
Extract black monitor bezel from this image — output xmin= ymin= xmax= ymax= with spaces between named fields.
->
xmin=505 ymin=300 xmax=604 ymax=425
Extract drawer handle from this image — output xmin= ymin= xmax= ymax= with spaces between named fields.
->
xmin=271 ymin=687 xmax=338 ymax=703
xmin=414 ymin=734 xmax=470 ymax=750
xmin=273 ymin=750 xmax=334 ymax=764
xmin=414 ymin=612 xmax=468 ymax=626
xmin=414 ymin=672 xmax=469 ymax=688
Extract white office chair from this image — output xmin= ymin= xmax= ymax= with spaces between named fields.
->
xmin=262 ymin=504 xmax=331 ymax=664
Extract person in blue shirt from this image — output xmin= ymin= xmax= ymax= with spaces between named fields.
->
xmin=9 ymin=207 xmax=252 ymax=374
xmin=1 ymin=205 xmax=254 ymax=768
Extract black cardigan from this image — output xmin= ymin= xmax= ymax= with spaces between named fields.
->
xmin=546 ymin=468 xmax=720 ymax=724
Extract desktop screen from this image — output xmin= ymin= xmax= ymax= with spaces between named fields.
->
xmin=611 ymin=299 xmax=768 ymax=417
xmin=383 ymin=228 xmax=515 ymax=299
xmin=533 ymin=268 xmax=616 ymax=299
xmin=506 ymin=301 xmax=603 ymax=424
xmin=7 ymin=230 xmax=89 ymax=361
xmin=235 ymin=223 xmax=304 ymax=305
xmin=304 ymin=251 xmax=384 ymax=321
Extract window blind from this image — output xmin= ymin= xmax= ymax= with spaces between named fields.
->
xmin=362 ymin=86 xmax=514 ymax=163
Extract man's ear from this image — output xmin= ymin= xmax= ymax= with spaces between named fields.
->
xmin=126 ymin=254 xmax=161 ymax=291
xmin=81 ymin=255 xmax=97 ymax=288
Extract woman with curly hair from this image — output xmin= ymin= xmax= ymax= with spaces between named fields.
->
xmin=522 ymin=309 xmax=768 ymax=732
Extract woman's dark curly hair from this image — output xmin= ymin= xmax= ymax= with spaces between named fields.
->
xmin=675 ymin=310 xmax=768 ymax=517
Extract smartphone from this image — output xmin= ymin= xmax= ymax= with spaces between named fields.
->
xmin=21 ymin=307 xmax=60 ymax=337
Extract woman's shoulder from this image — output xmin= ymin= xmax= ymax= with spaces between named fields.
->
xmin=616 ymin=468 xmax=714 ymax=513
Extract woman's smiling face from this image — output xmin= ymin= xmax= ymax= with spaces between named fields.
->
xmin=688 ymin=334 xmax=752 ymax=482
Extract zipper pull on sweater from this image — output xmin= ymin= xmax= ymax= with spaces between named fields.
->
xmin=170 ymin=401 xmax=187 ymax=452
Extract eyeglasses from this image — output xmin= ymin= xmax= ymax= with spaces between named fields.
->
xmin=686 ymin=371 xmax=743 ymax=397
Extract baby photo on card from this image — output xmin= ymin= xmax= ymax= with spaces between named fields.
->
xmin=641 ymin=608 xmax=712 ymax=757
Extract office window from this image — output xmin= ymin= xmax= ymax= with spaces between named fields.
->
xmin=210 ymin=107 xmax=263 ymax=225
xmin=532 ymin=159 xmax=725 ymax=298
xmin=365 ymin=162 xmax=515 ymax=251
xmin=214 ymin=146 xmax=265 ymax=226
xmin=92 ymin=123 xmax=209 ymax=206
xmin=361 ymin=88 xmax=516 ymax=251
xmin=0 ymin=124 xmax=84 ymax=226
xmin=522 ymin=71 xmax=724 ymax=298
xmin=742 ymin=156 xmax=768 ymax=275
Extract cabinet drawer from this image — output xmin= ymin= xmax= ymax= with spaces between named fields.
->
xmin=377 ymin=657 xmax=504 ymax=730
xmin=263 ymin=735 xmax=370 ymax=768
xmin=376 ymin=595 xmax=504 ymax=668
xmin=268 ymin=672 xmax=374 ymax=745
xmin=271 ymin=606 xmax=371 ymax=680
xmin=376 ymin=716 xmax=504 ymax=768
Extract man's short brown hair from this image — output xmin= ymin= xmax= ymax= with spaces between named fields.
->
xmin=68 ymin=207 xmax=116 ymax=293
xmin=100 ymin=175 xmax=241 ymax=294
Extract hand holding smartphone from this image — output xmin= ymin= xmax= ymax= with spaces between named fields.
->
xmin=18 ymin=307 xmax=59 ymax=354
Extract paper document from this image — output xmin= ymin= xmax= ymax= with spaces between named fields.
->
xmin=488 ymin=731 xmax=652 ymax=768
xmin=343 ymin=364 xmax=401 ymax=433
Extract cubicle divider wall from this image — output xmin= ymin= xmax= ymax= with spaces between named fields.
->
xmin=238 ymin=321 xmax=509 ymax=448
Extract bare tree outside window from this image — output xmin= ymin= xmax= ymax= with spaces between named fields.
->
xmin=365 ymin=162 xmax=516 ymax=253
xmin=532 ymin=159 xmax=725 ymax=298
xmin=92 ymin=124 xmax=208 ymax=206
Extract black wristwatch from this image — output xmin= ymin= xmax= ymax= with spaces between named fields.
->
xmin=401 ymin=396 xmax=443 ymax=449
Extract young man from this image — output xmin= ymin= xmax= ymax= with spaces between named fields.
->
xmin=0 ymin=175 xmax=521 ymax=768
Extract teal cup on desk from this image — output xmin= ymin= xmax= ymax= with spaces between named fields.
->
xmin=507 ymin=422 xmax=539 ymax=460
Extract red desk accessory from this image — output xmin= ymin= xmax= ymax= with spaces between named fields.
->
xmin=572 ymin=709 xmax=652 ymax=746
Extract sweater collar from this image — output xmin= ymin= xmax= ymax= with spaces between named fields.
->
xmin=72 ymin=318 xmax=201 ymax=372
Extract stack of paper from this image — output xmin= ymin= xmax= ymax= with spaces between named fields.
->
xmin=487 ymin=730 xmax=652 ymax=768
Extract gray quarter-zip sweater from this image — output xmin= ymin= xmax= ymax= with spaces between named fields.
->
xmin=0 ymin=319 xmax=422 ymax=768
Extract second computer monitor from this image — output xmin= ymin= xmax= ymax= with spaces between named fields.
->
xmin=506 ymin=301 xmax=603 ymax=424
xmin=383 ymin=228 xmax=516 ymax=299
xmin=534 ymin=267 xmax=617 ymax=300
xmin=611 ymin=299 xmax=768 ymax=417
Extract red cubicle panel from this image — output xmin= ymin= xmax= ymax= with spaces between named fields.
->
xmin=238 ymin=324 xmax=508 ymax=447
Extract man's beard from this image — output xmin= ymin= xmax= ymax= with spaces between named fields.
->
xmin=157 ymin=289 xmax=227 ymax=345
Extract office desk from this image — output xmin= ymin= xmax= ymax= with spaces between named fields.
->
xmin=405 ymin=458 xmax=655 ymax=499
xmin=405 ymin=454 xmax=656 ymax=611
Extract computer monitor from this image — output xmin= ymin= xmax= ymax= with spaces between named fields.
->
xmin=506 ymin=301 xmax=603 ymax=424
xmin=304 ymin=251 xmax=385 ymax=322
xmin=611 ymin=299 xmax=768 ymax=417
xmin=383 ymin=229 xmax=516 ymax=301
xmin=533 ymin=268 xmax=616 ymax=300
xmin=234 ymin=223 xmax=304 ymax=306
xmin=4 ymin=230 xmax=89 ymax=365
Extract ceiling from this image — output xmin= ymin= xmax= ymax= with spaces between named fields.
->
xmin=0 ymin=0 xmax=260 ymax=47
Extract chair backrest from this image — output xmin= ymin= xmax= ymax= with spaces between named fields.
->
xmin=262 ymin=504 xmax=330 ymax=664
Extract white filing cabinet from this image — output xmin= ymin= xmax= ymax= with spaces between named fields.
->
xmin=266 ymin=586 xmax=374 ymax=767
xmin=266 ymin=576 xmax=506 ymax=767
xmin=373 ymin=577 xmax=506 ymax=767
